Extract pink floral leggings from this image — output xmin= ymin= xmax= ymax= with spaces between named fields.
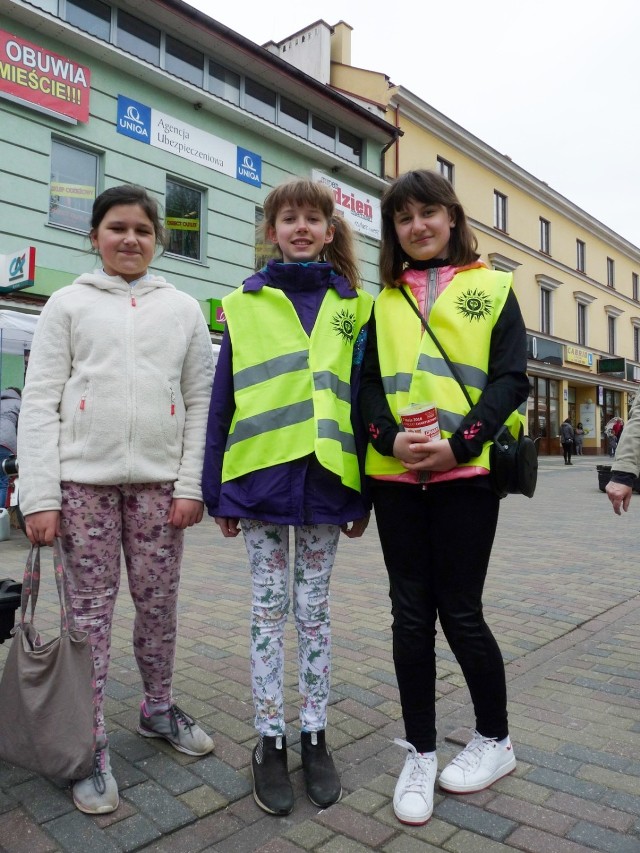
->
xmin=60 ymin=481 xmax=184 ymax=737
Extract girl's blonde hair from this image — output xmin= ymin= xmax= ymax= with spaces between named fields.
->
xmin=379 ymin=170 xmax=479 ymax=285
xmin=258 ymin=178 xmax=362 ymax=288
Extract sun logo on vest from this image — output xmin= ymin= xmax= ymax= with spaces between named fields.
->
xmin=331 ymin=308 xmax=356 ymax=344
xmin=455 ymin=288 xmax=492 ymax=321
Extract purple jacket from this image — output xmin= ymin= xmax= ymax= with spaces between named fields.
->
xmin=202 ymin=261 xmax=371 ymax=525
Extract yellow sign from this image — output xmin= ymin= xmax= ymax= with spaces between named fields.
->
xmin=166 ymin=217 xmax=200 ymax=231
xmin=50 ymin=182 xmax=95 ymax=199
xmin=566 ymin=345 xmax=592 ymax=367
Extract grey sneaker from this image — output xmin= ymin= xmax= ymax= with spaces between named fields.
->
xmin=137 ymin=702 xmax=214 ymax=756
xmin=72 ymin=739 xmax=119 ymax=815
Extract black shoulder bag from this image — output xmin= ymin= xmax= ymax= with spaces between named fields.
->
xmin=399 ymin=287 xmax=537 ymax=498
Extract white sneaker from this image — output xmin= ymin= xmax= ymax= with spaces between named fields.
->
xmin=438 ymin=731 xmax=516 ymax=793
xmin=392 ymin=738 xmax=437 ymax=825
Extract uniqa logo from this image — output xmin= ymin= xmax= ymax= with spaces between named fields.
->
xmin=119 ymin=104 xmax=149 ymax=137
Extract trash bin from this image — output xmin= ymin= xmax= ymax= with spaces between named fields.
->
xmin=0 ymin=579 xmax=21 ymax=643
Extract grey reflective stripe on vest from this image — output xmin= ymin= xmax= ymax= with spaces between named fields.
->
xmin=416 ymin=353 xmax=487 ymax=392
xmin=382 ymin=372 xmax=413 ymax=395
xmin=226 ymin=400 xmax=313 ymax=448
xmin=318 ymin=419 xmax=357 ymax=455
xmin=233 ymin=350 xmax=309 ymax=392
xmin=313 ymin=371 xmax=351 ymax=404
xmin=437 ymin=409 xmax=464 ymax=434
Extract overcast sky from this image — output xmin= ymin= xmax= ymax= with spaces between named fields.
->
xmin=186 ymin=0 xmax=640 ymax=249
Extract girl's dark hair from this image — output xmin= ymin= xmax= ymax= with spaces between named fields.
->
xmin=258 ymin=178 xmax=361 ymax=288
xmin=90 ymin=184 xmax=166 ymax=249
xmin=379 ymin=170 xmax=479 ymax=285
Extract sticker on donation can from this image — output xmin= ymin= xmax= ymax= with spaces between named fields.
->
xmin=398 ymin=402 xmax=441 ymax=441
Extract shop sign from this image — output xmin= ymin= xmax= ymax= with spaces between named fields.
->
xmin=0 ymin=246 xmax=36 ymax=293
xmin=208 ymin=298 xmax=226 ymax=331
xmin=166 ymin=217 xmax=200 ymax=231
xmin=565 ymin=345 xmax=593 ymax=367
xmin=117 ymin=96 xmax=261 ymax=186
xmin=598 ymin=357 xmax=625 ymax=375
xmin=0 ymin=30 xmax=90 ymax=123
xmin=312 ymin=170 xmax=381 ymax=240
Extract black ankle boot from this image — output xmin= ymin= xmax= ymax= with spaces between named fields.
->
xmin=300 ymin=730 xmax=342 ymax=808
xmin=251 ymin=735 xmax=294 ymax=815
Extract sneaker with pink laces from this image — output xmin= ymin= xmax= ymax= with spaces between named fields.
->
xmin=438 ymin=731 xmax=516 ymax=793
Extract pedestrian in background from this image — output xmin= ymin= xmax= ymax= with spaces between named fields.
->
xmin=203 ymin=178 xmax=372 ymax=816
xmin=560 ymin=418 xmax=575 ymax=465
xmin=573 ymin=422 xmax=585 ymax=456
xmin=360 ymin=170 xmax=527 ymax=826
xmin=606 ymin=401 xmax=639 ymax=514
xmin=18 ymin=185 xmax=215 ymax=815
xmin=0 ymin=386 xmax=21 ymax=508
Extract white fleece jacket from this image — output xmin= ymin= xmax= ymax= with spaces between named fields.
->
xmin=18 ymin=272 xmax=214 ymax=516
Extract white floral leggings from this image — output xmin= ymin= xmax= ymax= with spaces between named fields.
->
xmin=241 ymin=519 xmax=340 ymax=736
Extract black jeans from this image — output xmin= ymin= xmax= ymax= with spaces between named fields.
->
xmin=371 ymin=479 xmax=508 ymax=752
xmin=562 ymin=441 xmax=573 ymax=463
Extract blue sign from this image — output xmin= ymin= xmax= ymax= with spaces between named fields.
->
xmin=236 ymin=147 xmax=262 ymax=186
xmin=117 ymin=96 xmax=151 ymax=143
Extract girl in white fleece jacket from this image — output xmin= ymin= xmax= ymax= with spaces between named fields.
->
xmin=18 ymin=185 xmax=215 ymax=815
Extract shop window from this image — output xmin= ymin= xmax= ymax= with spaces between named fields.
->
xmin=49 ymin=140 xmax=99 ymax=232
xmin=244 ymin=78 xmax=276 ymax=122
xmin=117 ymin=11 xmax=160 ymax=65
xmin=208 ymin=60 xmax=240 ymax=104
xmin=166 ymin=36 xmax=203 ymax=87
xmin=165 ymin=180 xmax=202 ymax=261
xmin=66 ymin=0 xmax=111 ymax=40
xmin=311 ymin=115 xmax=335 ymax=152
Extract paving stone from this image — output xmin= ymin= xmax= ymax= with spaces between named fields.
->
xmin=0 ymin=807 xmax=59 ymax=853
xmin=433 ymin=798 xmax=516 ymax=841
xmin=440 ymin=829 xmax=515 ymax=852
xmin=525 ymin=768 xmax=608 ymax=801
xmin=313 ymin=803 xmax=395 ymax=847
xmin=133 ymin=753 xmax=202 ymax=795
xmin=189 ymin=755 xmax=252 ymax=800
xmin=567 ymin=821 xmax=640 ymax=853
xmin=485 ymin=793 xmax=576 ymax=835
xmin=122 ymin=781 xmax=196 ymax=833
xmin=104 ymin=812 xmax=162 ymax=851
xmin=10 ymin=779 xmax=74 ymax=823
xmin=45 ymin=810 xmax=122 ymax=853
xmin=505 ymin=824 xmax=595 ymax=852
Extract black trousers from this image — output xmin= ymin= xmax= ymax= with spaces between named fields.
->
xmin=371 ymin=479 xmax=508 ymax=752
xmin=562 ymin=441 xmax=573 ymax=463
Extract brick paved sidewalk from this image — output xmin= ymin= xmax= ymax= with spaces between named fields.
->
xmin=0 ymin=455 xmax=638 ymax=851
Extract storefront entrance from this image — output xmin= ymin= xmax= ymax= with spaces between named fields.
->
xmin=528 ymin=376 xmax=560 ymax=455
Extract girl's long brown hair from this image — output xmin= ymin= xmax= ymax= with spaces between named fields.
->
xmin=379 ymin=170 xmax=479 ymax=286
xmin=259 ymin=179 xmax=362 ymax=288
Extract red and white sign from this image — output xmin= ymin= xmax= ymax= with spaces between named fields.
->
xmin=0 ymin=30 xmax=91 ymax=123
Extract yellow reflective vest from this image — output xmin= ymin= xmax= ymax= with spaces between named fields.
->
xmin=366 ymin=267 xmax=524 ymax=476
xmin=222 ymin=284 xmax=373 ymax=492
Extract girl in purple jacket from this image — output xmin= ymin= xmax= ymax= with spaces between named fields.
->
xmin=203 ymin=179 xmax=371 ymax=817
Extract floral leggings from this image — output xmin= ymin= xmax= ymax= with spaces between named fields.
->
xmin=60 ymin=481 xmax=184 ymax=737
xmin=241 ymin=519 xmax=340 ymax=736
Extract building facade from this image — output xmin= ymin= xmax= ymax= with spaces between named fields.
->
xmin=0 ymin=0 xmax=398 ymax=386
xmin=270 ymin=20 xmax=640 ymax=455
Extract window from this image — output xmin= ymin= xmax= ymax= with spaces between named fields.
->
xmin=437 ymin=156 xmax=454 ymax=183
xmin=577 ymin=303 xmax=586 ymax=346
xmin=311 ymin=115 xmax=336 ymax=151
xmin=244 ymin=78 xmax=276 ymax=122
xmin=635 ymin=326 xmax=640 ymax=363
xmin=540 ymin=218 xmax=550 ymax=254
xmin=208 ymin=60 xmax=240 ymax=104
xmin=165 ymin=180 xmax=202 ymax=261
xmin=165 ymin=36 xmax=203 ymax=87
xmin=279 ymin=97 xmax=308 ymax=137
xmin=608 ymin=315 xmax=616 ymax=353
xmin=576 ymin=239 xmax=586 ymax=273
xmin=66 ymin=0 xmax=111 ymax=40
xmin=49 ymin=140 xmax=98 ymax=231
xmin=494 ymin=191 xmax=507 ymax=232
xmin=117 ymin=11 xmax=160 ymax=64
xmin=540 ymin=288 xmax=551 ymax=334
xmin=633 ymin=272 xmax=639 ymax=302
xmin=336 ymin=128 xmax=361 ymax=164
xmin=607 ymin=257 xmax=615 ymax=288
